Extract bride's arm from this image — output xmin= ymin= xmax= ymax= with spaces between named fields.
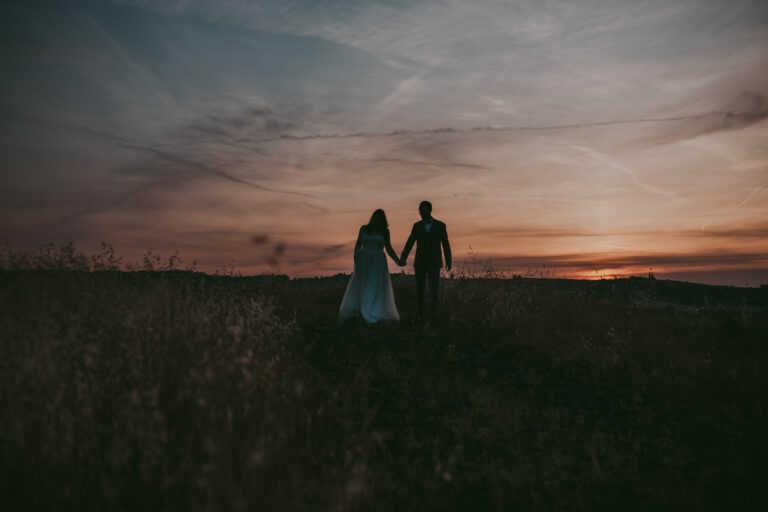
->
xmin=353 ymin=226 xmax=364 ymax=262
xmin=384 ymin=231 xmax=401 ymax=265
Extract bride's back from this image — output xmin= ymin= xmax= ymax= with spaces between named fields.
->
xmin=360 ymin=226 xmax=386 ymax=250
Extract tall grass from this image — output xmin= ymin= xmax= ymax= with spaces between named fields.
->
xmin=0 ymin=241 xmax=196 ymax=272
xmin=1 ymin=243 xmax=767 ymax=510
xmin=0 ymin=270 xmax=310 ymax=510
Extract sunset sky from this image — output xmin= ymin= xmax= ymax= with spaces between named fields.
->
xmin=2 ymin=0 xmax=767 ymax=284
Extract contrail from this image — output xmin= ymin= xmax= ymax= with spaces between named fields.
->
xmin=0 ymin=107 xmax=316 ymax=199
xmin=112 ymin=142 xmax=318 ymax=199
xmin=699 ymin=176 xmax=768 ymax=231
xmin=247 ymin=111 xmax=736 ymax=144
xmin=726 ymin=178 xmax=768 ymax=211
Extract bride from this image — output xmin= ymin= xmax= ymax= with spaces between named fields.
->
xmin=339 ymin=209 xmax=402 ymax=323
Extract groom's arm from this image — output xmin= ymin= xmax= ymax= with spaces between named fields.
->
xmin=441 ymin=224 xmax=452 ymax=271
xmin=400 ymin=224 xmax=417 ymax=263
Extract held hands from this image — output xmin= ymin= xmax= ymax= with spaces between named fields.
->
xmin=397 ymin=256 xmax=406 ymax=267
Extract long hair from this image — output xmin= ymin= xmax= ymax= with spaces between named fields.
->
xmin=366 ymin=209 xmax=389 ymax=235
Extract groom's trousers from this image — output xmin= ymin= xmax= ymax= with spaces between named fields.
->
xmin=415 ymin=262 xmax=440 ymax=318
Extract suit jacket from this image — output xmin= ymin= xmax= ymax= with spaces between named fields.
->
xmin=401 ymin=218 xmax=451 ymax=269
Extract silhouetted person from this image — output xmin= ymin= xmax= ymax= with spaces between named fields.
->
xmin=400 ymin=201 xmax=451 ymax=320
xmin=339 ymin=209 xmax=402 ymax=323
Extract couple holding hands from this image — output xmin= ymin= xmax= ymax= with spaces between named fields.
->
xmin=339 ymin=201 xmax=452 ymax=324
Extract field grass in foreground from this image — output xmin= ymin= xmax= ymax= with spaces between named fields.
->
xmin=1 ymin=270 xmax=767 ymax=510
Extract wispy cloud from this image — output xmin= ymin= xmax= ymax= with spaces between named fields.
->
xmin=368 ymin=158 xmax=487 ymax=171
xmin=627 ymin=91 xmax=768 ymax=148
xmin=1 ymin=107 xmax=318 ymax=199
xmin=471 ymin=223 xmax=768 ymax=240
xmin=182 ymin=106 xmax=297 ymax=142
xmin=235 ymin=110 xmax=752 ymax=145
xmin=570 ymin=145 xmax=679 ymax=198
xmin=700 ymin=173 xmax=768 ymax=229
xmin=490 ymin=250 xmax=768 ymax=272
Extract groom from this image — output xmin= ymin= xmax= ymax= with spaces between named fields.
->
xmin=399 ymin=200 xmax=452 ymax=320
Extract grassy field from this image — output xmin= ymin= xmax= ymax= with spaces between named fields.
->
xmin=1 ymin=268 xmax=767 ymax=510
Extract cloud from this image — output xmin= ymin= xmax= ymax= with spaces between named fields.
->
xmin=470 ymin=223 xmax=768 ymax=240
xmin=116 ymin=142 xmax=324 ymax=199
xmin=233 ymin=110 xmax=757 ymax=146
xmin=700 ymin=174 xmax=768 ymax=229
xmin=323 ymin=243 xmax=346 ymax=253
xmin=627 ymin=88 xmax=768 ymax=148
xmin=250 ymin=234 xmax=270 ymax=245
xmin=0 ymin=107 xmax=148 ymax=147
xmin=723 ymin=178 xmax=768 ymax=211
xmin=373 ymin=72 xmax=426 ymax=118
xmin=368 ymin=158 xmax=487 ymax=171
xmin=569 ymin=145 xmax=679 ymax=198
xmin=183 ymin=106 xmax=297 ymax=142
xmin=58 ymin=177 xmax=184 ymax=223
xmin=727 ymin=90 xmax=768 ymax=122
xmin=701 ymin=225 xmax=768 ymax=239
xmin=489 ymin=250 xmax=768 ymax=272
xmin=1 ymin=107 xmax=321 ymax=199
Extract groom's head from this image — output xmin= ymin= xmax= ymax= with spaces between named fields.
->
xmin=419 ymin=200 xmax=432 ymax=220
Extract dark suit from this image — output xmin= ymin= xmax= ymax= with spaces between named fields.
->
xmin=401 ymin=218 xmax=451 ymax=318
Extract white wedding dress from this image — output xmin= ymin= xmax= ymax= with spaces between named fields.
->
xmin=339 ymin=231 xmax=400 ymax=323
